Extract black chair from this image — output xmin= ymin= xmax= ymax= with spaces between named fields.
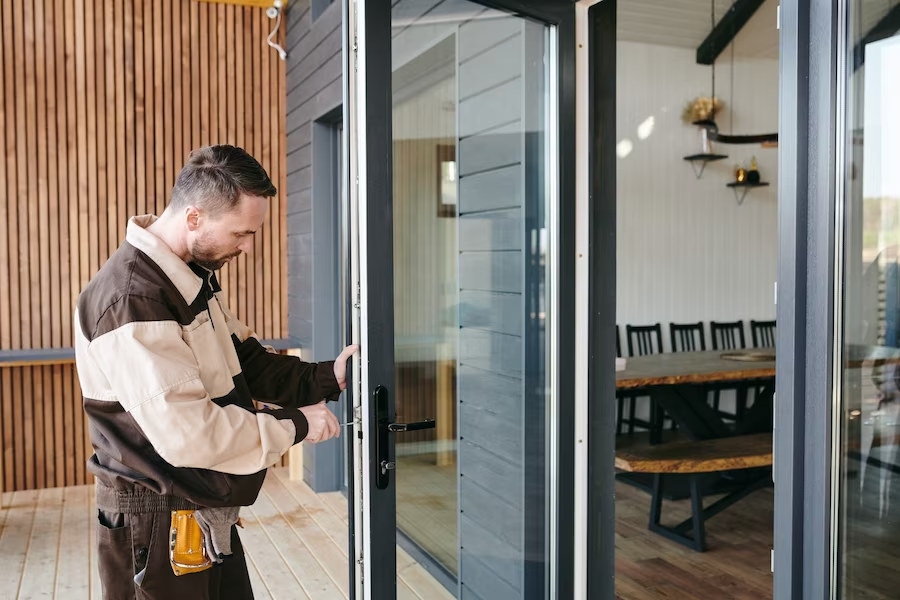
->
xmin=627 ymin=324 xmax=664 ymax=357
xmin=710 ymin=320 xmax=746 ymax=350
xmin=616 ymin=325 xmax=622 ymax=358
xmin=670 ymin=322 xmax=706 ymax=352
xmin=621 ymin=324 xmax=669 ymax=436
xmin=750 ymin=320 xmax=776 ymax=348
xmin=710 ymin=320 xmax=747 ymax=420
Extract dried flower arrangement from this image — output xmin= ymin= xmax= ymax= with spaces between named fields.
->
xmin=681 ymin=96 xmax=724 ymax=124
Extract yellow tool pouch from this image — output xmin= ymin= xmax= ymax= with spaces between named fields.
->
xmin=169 ymin=510 xmax=213 ymax=576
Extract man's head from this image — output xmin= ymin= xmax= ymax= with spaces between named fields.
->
xmin=168 ymin=145 xmax=276 ymax=270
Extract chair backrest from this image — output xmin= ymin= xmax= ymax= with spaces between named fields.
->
xmin=750 ymin=320 xmax=776 ymax=348
xmin=616 ymin=325 xmax=622 ymax=358
xmin=670 ymin=322 xmax=706 ymax=352
xmin=710 ymin=320 xmax=746 ymax=350
xmin=626 ymin=324 xmax=664 ymax=356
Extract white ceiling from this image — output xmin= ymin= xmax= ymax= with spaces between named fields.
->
xmin=617 ymin=0 xmax=779 ymax=59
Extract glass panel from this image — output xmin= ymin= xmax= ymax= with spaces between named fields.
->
xmin=836 ymin=1 xmax=900 ymax=596
xmin=390 ymin=1 xmax=553 ymax=596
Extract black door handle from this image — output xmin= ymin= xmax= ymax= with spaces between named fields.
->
xmin=388 ymin=419 xmax=435 ymax=432
xmin=373 ymin=385 xmax=436 ymax=490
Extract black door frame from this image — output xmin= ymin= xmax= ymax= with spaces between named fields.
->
xmin=774 ymin=0 xmax=840 ymax=598
xmin=347 ymin=0 xmax=577 ymax=598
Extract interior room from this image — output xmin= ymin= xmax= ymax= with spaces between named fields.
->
xmin=612 ymin=0 xmax=778 ymax=597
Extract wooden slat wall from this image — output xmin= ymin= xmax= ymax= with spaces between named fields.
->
xmin=0 ymin=0 xmax=290 ymax=492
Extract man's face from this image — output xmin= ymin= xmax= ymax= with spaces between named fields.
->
xmin=187 ymin=195 xmax=269 ymax=271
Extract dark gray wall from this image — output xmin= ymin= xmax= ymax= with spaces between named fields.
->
xmin=285 ymin=0 xmax=344 ymax=492
xmin=286 ymin=0 xmax=342 ymax=348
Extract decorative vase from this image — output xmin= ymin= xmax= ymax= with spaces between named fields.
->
xmin=747 ymin=155 xmax=761 ymax=184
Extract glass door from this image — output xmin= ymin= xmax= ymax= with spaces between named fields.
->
xmin=833 ymin=0 xmax=900 ymax=596
xmin=344 ymin=0 xmax=575 ymax=597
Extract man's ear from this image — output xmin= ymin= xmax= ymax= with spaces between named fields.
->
xmin=185 ymin=206 xmax=202 ymax=232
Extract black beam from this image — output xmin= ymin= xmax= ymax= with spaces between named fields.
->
xmin=696 ymin=0 xmax=766 ymax=65
xmin=853 ymin=3 xmax=900 ymax=71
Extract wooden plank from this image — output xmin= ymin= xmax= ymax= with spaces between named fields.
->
xmin=153 ymin=0 xmax=164 ymax=216
xmin=43 ymin=369 xmax=55 ymax=487
xmin=0 ymin=490 xmax=38 ymax=596
xmin=34 ymin=0 xmax=53 ymax=349
xmin=239 ymin=503 xmax=312 ymax=598
xmin=172 ymin=0 xmax=183 ymax=169
xmin=250 ymin=8 xmax=261 ymax=331
xmin=199 ymin=1 xmax=209 ymax=146
xmin=23 ymin=367 xmax=35 ymax=489
xmin=55 ymin=485 xmax=91 ymax=599
xmin=63 ymin=366 xmax=75 ymax=485
xmin=88 ymin=485 xmax=101 ymax=600
xmin=163 ymin=0 xmax=173 ymax=203
xmin=615 ymin=433 xmax=773 ymax=474
xmin=263 ymin=474 xmax=348 ymax=597
xmin=272 ymin=468 xmax=348 ymax=552
xmin=84 ymin=0 xmax=99 ymax=281
xmin=3 ymin=0 xmax=21 ymax=351
xmin=261 ymin=9 xmax=272 ymax=340
xmin=397 ymin=546 xmax=455 ymax=600
xmin=32 ymin=368 xmax=46 ymax=489
xmin=251 ymin=478 xmax=344 ymax=598
xmin=45 ymin=0 xmax=63 ymax=348
xmin=18 ymin=487 xmax=64 ymax=598
xmin=124 ymin=0 xmax=136 ymax=226
xmin=278 ymin=17 xmax=288 ymax=337
xmin=74 ymin=0 xmax=89 ymax=296
xmin=133 ymin=0 xmax=145 ymax=222
xmin=94 ymin=0 xmax=109 ymax=268
xmin=53 ymin=365 xmax=64 ymax=488
xmin=143 ymin=0 xmax=155 ymax=220
xmin=14 ymin=0 xmax=30 ymax=349
xmin=1 ymin=373 xmax=12 ymax=493
xmin=25 ymin=0 xmax=42 ymax=349
xmin=244 ymin=550 xmax=275 ymax=600
xmin=0 ymin=0 xmax=8 ymax=352
xmin=190 ymin=0 xmax=200 ymax=148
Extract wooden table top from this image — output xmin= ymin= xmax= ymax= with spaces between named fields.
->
xmin=616 ymin=345 xmax=900 ymax=390
xmin=616 ymin=349 xmax=776 ymax=390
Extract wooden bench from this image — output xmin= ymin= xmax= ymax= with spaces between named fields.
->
xmin=616 ymin=433 xmax=772 ymax=551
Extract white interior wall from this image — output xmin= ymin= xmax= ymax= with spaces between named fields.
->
xmin=616 ymin=41 xmax=779 ymax=348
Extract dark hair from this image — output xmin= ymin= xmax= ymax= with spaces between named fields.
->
xmin=169 ymin=145 xmax=277 ymax=214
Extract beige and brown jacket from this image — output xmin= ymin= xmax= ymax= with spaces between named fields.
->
xmin=74 ymin=215 xmax=339 ymax=508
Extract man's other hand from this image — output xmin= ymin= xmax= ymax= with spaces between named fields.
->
xmin=333 ymin=344 xmax=359 ymax=391
xmin=299 ymin=401 xmax=341 ymax=443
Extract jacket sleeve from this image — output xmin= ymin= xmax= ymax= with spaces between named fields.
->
xmin=217 ymin=294 xmax=342 ymax=408
xmin=88 ymin=300 xmax=309 ymax=476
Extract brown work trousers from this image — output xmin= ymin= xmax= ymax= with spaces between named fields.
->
xmin=97 ymin=509 xmax=254 ymax=600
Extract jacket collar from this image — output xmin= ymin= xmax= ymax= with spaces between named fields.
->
xmin=126 ymin=215 xmax=206 ymax=303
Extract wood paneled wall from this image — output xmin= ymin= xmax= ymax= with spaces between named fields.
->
xmin=0 ymin=0 xmax=290 ymax=492
xmin=0 ymin=0 xmax=288 ymax=351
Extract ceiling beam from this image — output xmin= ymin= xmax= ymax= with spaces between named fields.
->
xmin=696 ymin=0 xmax=766 ymax=65
xmin=853 ymin=3 xmax=900 ymax=71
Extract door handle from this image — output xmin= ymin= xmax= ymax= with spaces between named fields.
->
xmin=373 ymin=385 xmax=436 ymax=489
xmin=388 ymin=419 xmax=435 ymax=432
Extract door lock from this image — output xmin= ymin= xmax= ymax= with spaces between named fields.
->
xmin=373 ymin=385 xmax=436 ymax=489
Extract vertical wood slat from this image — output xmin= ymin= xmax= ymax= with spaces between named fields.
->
xmin=1 ymin=0 xmax=289 ymax=492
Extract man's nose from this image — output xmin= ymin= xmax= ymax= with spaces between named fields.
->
xmin=238 ymin=239 xmax=254 ymax=254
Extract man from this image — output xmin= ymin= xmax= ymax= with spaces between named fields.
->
xmin=74 ymin=145 xmax=355 ymax=599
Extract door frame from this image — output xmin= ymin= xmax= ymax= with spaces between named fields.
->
xmin=343 ymin=0 xmax=578 ymax=597
xmin=774 ymin=0 xmax=841 ymax=598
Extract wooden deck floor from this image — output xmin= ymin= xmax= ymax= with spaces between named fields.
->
xmin=0 ymin=468 xmax=452 ymax=600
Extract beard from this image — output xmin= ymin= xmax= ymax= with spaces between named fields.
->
xmin=190 ymin=234 xmax=240 ymax=271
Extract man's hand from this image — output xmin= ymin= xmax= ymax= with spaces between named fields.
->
xmin=299 ymin=401 xmax=341 ymax=443
xmin=333 ymin=344 xmax=359 ymax=391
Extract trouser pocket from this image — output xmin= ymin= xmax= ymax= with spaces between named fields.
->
xmin=97 ymin=510 xmax=135 ymax=600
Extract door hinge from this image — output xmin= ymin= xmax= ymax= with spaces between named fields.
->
xmin=770 ymin=549 xmax=775 ymax=572
xmin=776 ymin=5 xmax=780 ymax=30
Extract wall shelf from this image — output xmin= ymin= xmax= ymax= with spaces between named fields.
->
xmin=684 ymin=153 xmax=728 ymax=179
xmin=726 ymin=181 xmax=769 ymax=205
